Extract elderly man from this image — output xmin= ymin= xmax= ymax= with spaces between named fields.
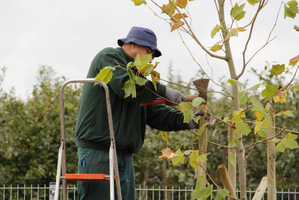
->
xmin=75 ymin=26 xmax=198 ymax=200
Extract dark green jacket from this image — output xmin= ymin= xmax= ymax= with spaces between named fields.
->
xmin=75 ymin=47 xmax=189 ymax=153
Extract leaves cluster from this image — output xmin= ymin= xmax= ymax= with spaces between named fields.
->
xmin=95 ymin=54 xmax=160 ymax=98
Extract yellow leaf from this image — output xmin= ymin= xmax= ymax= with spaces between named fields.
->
xmin=161 ymin=3 xmax=175 ymax=16
xmin=234 ymin=109 xmax=246 ymax=119
xmin=255 ymin=111 xmax=264 ymax=120
xmin=159 ymin=147 xmax=179 ymax=159
xmin=175 ymin=0 xmax=188 ymax=8
xmin=289 ymin=54 xmax=299 ymax=65
xmin=173 ymin=13 xmax=188 ymax=20
xmin=161 ymin=131 xmax=168 ymax=142
xmin=170 ymin=19 xmax=185 ymax=32
xmin=273 ymin=89 xmax=288 ymax=103
xmin=254 ymin=120 xmax=262 ymax=134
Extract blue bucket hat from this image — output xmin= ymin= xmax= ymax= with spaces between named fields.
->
xmin=117 ymin=26 xmax=162 ymax=57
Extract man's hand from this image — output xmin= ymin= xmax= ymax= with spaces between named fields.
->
xmin=188 ymin=110 xmax=210 ymax=129
xmin=165 ymin=87 xmax=185 ymax=105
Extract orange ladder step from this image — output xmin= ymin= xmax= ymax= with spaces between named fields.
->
xmin=64 ymin=173 xmax=112 ymax=181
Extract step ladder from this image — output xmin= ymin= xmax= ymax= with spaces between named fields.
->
xmin=54 ymin=79 xmax=122 ymax=200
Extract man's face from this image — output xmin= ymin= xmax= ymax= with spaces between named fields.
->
xmin=135 ymin=45 xmax=155 ymax=58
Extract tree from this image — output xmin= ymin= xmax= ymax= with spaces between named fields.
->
xmin=0 ymin=66 xmax=81 ymax=185
xmin=126 ymin=0 xmax=299 ymax=199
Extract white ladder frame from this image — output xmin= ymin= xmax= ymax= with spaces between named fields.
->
xmin=54 ymin=79 xmax=122 ymax=200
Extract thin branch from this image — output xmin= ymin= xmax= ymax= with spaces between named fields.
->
xmin=160 ymin=77 xmax=231 ymax=98
xmin=169 ymin=0 xmax=227 ymax=59
xmin=240 ymin=0 xmax=265 ymax=79
xmin=177 ymin=31 xmax=233 ymax=97
xmin=243 ymin=128 xmax=285 ymax=162
xmin=282 ymin=65 xmax=299 ymax=90
xmin=207 ymin=139 xmax=235 ymax=149
xmin=152 ymin=0 xmax=227 ymax=60
xmin=237 ymin=0 xmax=279 ymax=79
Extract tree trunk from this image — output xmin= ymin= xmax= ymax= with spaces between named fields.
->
xmin=267 ymin=110 xmax=276 ymax=200
xmin=217 ymin=1 xmax=247 ymax=199
xmin=228 ymin=113 xmax=236 ymax=189
xmin=198 ymin=103 xmax=208 ymax=189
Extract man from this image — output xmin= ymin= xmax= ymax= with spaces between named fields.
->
xmin=75 ymin=26 xmax=199 ymax=200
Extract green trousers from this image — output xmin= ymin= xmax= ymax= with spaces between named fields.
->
xmin=77 ymin=147 xmax=135 ymax=200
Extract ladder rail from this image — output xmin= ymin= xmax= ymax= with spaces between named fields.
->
xmin=55 ymin=78 xmax=122 ymax=200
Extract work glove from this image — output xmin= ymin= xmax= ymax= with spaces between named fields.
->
xmin=165 ymin=87 xmax=186 ymax=105
xmin=188 ymin=110 xmax=210 ymax=129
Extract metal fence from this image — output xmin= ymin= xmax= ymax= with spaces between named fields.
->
xmin=0 ymin=183 xmax=298 ymax=200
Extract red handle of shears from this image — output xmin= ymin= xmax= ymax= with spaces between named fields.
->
xmin=140 ymin=99 xmax=168 ymax=106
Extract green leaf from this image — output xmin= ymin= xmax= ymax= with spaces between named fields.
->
xmin=293 ymin=85 xmax=299 ymax=90
xmin=193 ymin=114 xmax=202 ymax=124
xmin=197 ymin=122 xmax=209 ymax=136
xmin=210 ymin=44 xmax=222 ymax=52
xmin=231 ymin=3 xmax=246 ymax=21
xmin=192 ymin=185 xmax=213 ymax=200
xmin=227 ymin=79 xmax=244 ymax=87
xmin=140 ymin=64 xmax=155 ymax=76
xmin=248 ymin=82 xmax=265 ymax=91
xmin=247 ymin=0 xmax=260 ymax=6
xmin=123 ymin=78 xmax=136 ymax=98
xmin=215 ymin=189 xmax=230 ymax=200
xmin=140 ymin=54 xmax=153 ymax=67
xmin=257 ymin=126 xmax=267 ymax=138
xmin=122 ymin=69 xmax=136 ymax=98
xmin=189 ymin=151 xmax=208 ymax=170
xmin=284 ymin=1 xmax=299 ymax=19
xmin=275 ymin=110 xmax=295 ymax=117
xmin=276 ymin=132 xmax=299 ymax=152
xmin=192 ymin=97 xmax=206 ymax=107
xmin=171 ymin=149 xmax=185 ymax=166
xmin=211 ymin=25 xmax=220 ymax=38
xmin=261 ymin=84 xmax=279 ymax=98
xmin=235 ymin=119 xmax=251 ymax=135
xmin=178 ymin=102 xmax=193 ymax=123
xmin=94 ymin=66 xmax=115 ymax=85
xmin=232 ymin=114 xmax=251 ymax=135
xmin=189 ymin=150 xmax=199 ymax=169
xmin=131 ymin=0 xmax=147 ymax=6
xmin=239 ymin=90 xmax=247 ymax=105
xmin=135 ymin=76 xmax=147 ymax=86
xmin=250 ymin=97 xmax=266 ymax=112
xmin=227 ymin=79 xmax=237 ymax=85
xmin=270 ymin=64 xmax=285 ymax=76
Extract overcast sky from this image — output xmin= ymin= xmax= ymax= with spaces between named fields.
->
xmin=1 ymin=0 xmax=298 ymax=99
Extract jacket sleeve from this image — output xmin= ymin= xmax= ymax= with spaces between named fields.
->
xmin=146 ymin=104 xmax=190 ymax=131
xmin=95 ymin=49 xmax=166 ymax=103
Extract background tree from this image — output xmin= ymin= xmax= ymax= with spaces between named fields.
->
xmin=0 ymin=66 xmax=81 ymax=185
